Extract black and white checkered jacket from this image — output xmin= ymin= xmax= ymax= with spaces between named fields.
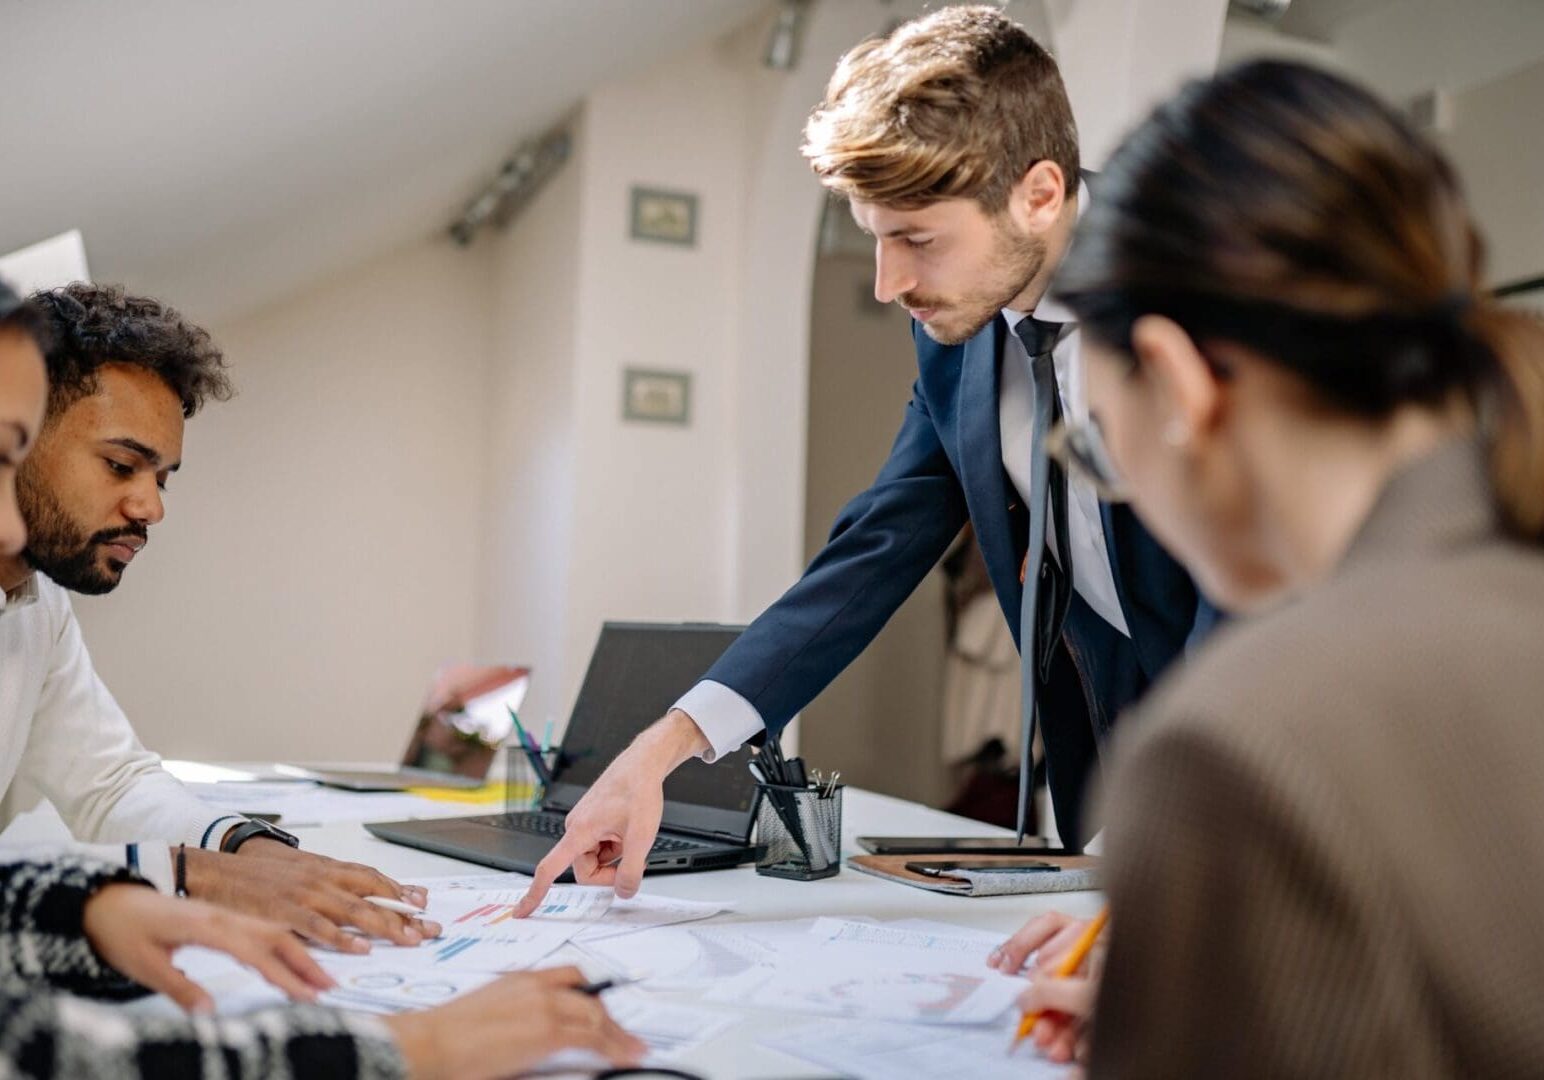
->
xmin=0 ymin=858 xmax=406 ymax=1079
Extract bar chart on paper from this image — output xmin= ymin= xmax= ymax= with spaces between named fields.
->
xmin=451 ymin=895 xmax=589 ymax=929
xmin=432 ymin=935 xmax=504 ymax=964
xmin=367 ymin=921 xmax=578 ymax=972
xmin=453 ymin=902 xmax=526 ymax=928
xmin=366 ymin=888 xmax=615 ymax=973
xmin=424 ymin=886 xmax=610 ymax=925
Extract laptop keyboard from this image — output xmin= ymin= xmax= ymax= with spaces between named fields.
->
xmin=491 ymin=811 xmax=701 ymax=852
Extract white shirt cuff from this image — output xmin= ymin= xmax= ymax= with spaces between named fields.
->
xmin=673 ymin=681 xmax=765 ymax=762
xmin=198 ymin=815 xmax=246 ymax=850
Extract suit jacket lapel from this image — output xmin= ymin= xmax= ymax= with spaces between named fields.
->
xmin=1101 ymin=500 xmax=1136 ymax=630
xmin=957 ymin=319 xmax=1025 ymax=636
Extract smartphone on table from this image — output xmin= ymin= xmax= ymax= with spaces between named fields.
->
xmin=904 ymin=859 xmax=1061 ymax=876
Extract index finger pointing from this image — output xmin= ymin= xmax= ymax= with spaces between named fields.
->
xmin=512 ymin=839 xmax=578 ymax=917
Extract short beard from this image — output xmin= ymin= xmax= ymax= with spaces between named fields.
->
xmin=16 ymin=468 xmax=134 ymax=595
xmin=906 ymin=222 xmax=1048 ymax=346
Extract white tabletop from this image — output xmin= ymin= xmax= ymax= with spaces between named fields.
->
xmin=286 ymin=786 xmax=1102 ymax=1078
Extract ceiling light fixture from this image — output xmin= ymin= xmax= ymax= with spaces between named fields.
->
xmin=764 ymin=0 xmax=813 ymax=71
xmin=1229 ymin=0 xmax=1292 ymax=18
xmin=448 ymin=125 xmax=572 ymax=247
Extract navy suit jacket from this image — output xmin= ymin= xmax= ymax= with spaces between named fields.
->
xmin=704 ymin=316 xmax=1207 ymax=842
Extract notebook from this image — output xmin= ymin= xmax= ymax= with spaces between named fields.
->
xmin=847 ymin=853 xmax=1102 ymax=896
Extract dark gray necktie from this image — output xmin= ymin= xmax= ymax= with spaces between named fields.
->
xmin=1013 ymin=315 xmax=1072 ymax=842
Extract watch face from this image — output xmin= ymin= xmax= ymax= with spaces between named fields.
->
xmin=228 ymin=819 xmax=298 ymax=852
xmin=259 ymin=820 xmax=298 ymax=846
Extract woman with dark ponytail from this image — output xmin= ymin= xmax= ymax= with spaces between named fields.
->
xmin=1012 ymin=61 xmax=1544 ymax=1075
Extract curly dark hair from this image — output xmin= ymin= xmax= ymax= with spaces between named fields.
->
xmin=29 ymin=283 xmax=233 ymax=419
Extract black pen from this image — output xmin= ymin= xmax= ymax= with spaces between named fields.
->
xmin=575 ymin=976 xmax=637 ymax=996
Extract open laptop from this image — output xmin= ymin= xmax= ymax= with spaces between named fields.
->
xmin=278 ymin=664 xmax=531 ymax=791
xmin=365 ymin=622 xmax=760 ymax=878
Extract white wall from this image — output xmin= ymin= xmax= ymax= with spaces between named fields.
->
xmin=1439 ymin=57 xmax=1544 ymax=287
xmin=726 ymin=0 xmax=899 ymax=628
xmin=1330 ymin=0 xmax=1544 ymax=104
xmin=1218 ymin=13 xmax=1344 ymax=71
xmin=1048 ymin=0 xmax=1230 ymax=169
xmin=801 ymin=251 xmax=949 ymax=804
xmin=556 ymin=22 xmax=768 ymax=711
xmin=477 ymin=119 xmax=584 ymax=735
xmin=1215 ymin=2 xmax=1544 ymax=290
xmin=472 ymin=15 xmax=791 ymax=730
xmin=74 ymin=238 xmax=494 ymax=761
xmin=69 ymin=11 xmax=790 ymax=762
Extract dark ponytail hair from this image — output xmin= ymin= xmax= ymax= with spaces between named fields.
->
xmin=1055 ymin=59 xmax=1544 ymax=542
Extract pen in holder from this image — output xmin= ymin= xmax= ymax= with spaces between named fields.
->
xmin=503 ymin=744 xmax=557 ymax=813
xmin=504 ymin=707 xmax=561 ymax=812
xmin=754 ymin=781 xmax=844 ymax=881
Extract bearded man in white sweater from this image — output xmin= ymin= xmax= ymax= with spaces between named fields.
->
xmin=0 ymin=283 xmax=439 ymax=952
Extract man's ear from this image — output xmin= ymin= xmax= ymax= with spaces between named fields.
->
xmin=1129 ymin=315 xmax=1225 ymax=447
xmin=1006 ymin=160 xmax=1066 ymax=233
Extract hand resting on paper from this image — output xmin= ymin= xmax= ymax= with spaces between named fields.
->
xmin=82 ymin=883 xmax=335 ymax=1013
xmin=384 ymin=966 xmax=645 ymax=1080
xmin=181 ymin=844 xmax=440 ymax=953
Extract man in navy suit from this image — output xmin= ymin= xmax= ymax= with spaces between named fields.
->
xmin=515 ymin=5 xmax=1204 ymax=914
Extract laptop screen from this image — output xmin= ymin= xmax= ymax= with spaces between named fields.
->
xmin=543 ymin=623 xmax=759 ymax=840
xmin=400 ymin=664 xmax=530 ymax=779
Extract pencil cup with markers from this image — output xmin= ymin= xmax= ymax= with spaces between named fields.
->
xmin=502 ymin=744 xmax=556 ymax=813
xmin=749 ymin=740 xmax=843 ymax=880
xmin=754 ymin=781 xmax=844 ymax=880
xmin=504 ymin=707 xmax=560 ymax=812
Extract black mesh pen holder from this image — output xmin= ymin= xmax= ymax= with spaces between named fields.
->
xmin=754 ymin=783 xmax=843 ymax=881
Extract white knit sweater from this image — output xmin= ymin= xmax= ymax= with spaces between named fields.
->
xmin=0 ymin=572 xmax=236 ymax=882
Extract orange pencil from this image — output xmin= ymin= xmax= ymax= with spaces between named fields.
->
xmin=1011 ymin=905 xmax=1110 ymax=1050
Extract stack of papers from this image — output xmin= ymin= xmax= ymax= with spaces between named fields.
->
xmin=184 ymin=781 xmax=494 ymax=826
xmin=150 ymin=873 xmax=743 ymax=1068
xmin=770 ymin=1017 xmax=1074 ymax=1079
xmin=577 ymin=914 xmax=1070 ymax=1075
xmin=326 ymin=884 xmax=614 ymax=978
xmin=704 ymin=917 xmax=1023 ymax=1025
xmin=323 ymin=878 xmax=727 ymax=979
xmin=147 ymin=876 xmax=1065 ymax=1075
xmin=744 ymin=919 xmax=1075 ymax=1078
xmin=577 ymin=915 xmax=1021 ymax=1024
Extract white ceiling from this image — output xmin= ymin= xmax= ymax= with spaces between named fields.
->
xmin=0 ymin=0 xmax=764 ymax=322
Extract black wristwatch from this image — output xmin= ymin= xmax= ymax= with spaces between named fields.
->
xmin=220 ymin=817 xmax=301 ymax=854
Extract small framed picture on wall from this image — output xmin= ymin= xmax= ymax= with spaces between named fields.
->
xmin=629 ymin=186 xmax=698 ymax=246
xmin=622 ymin=368 xmax=692 ymax=426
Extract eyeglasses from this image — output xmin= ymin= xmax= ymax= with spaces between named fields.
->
xmin=1044 ymin=416 xmax=1129 ymax=503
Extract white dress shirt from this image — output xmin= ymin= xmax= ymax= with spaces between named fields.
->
xmin=680 ymin=182 xmax=1128 ymax=760
xmin=0 ymin=571 xmax=240 ymax=887
xmin=999 ymin=304 xmax=1130 ymax=637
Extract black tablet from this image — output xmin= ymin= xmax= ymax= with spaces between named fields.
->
xmin=857 ymin=835 xmax=1072 ymax=856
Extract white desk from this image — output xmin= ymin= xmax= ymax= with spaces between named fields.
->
xmin=284 ymin=787 xmax=1101 ymax=1078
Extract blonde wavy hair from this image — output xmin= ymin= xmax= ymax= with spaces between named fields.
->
xmin=802 ymin=5 xmax=1079 ymax=211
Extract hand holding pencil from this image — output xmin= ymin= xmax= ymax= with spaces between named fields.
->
xmin=1009 ymin=906 xmax=1109 ymax=1063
